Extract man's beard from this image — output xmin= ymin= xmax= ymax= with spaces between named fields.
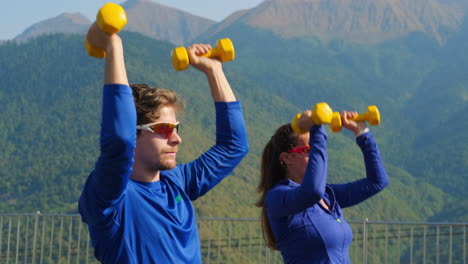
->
xmin=151 ymin=158 xmax=176 ymax=172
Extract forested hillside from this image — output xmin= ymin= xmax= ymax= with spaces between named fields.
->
xmin=0 ymin=27 xmax=466 ymax=222
xmin=196 ymin=22 xmax=467 ymax=202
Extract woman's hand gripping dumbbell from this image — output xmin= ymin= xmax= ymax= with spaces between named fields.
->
xmin=291 ymin=103 xmax=380 ymax=134
xmin=291 ymin=102 xmax=342 ymax=134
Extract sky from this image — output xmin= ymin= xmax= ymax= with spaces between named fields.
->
xmin=0 ymin=0 xmax=265 ymax=40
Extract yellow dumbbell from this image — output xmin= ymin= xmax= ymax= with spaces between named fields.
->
xmin=313 ymin=103 xmax=381 ymax=132
xmin=171 ymin=38 xmax=235 ymax=71
xmin=84 ymin=3 xmax=127 ymax=58
xmin=292 ymin=103 xmax=380 ymax=134
xmin=349 ymin=105 xmax=380 ymax=126
xmin=291 ymin=102 xmax=342 ymax=134
xmin=291 ymin=113 xmax=309 ymax=134
xmin=331 ymin=105 xmax=380 ymax=132
xmin=311 ymin=102 xmax=343 ymax=132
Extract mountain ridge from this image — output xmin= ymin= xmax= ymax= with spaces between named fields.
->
xmin=121 ymin=0 xmax=215 ymax=45
xmin=1 ymin=29 xmax=465 ymax=221
xmin=13 ymin=0 xmax=216 ymax=45
xmin=0 ymin=1 xmax=466 ymax=223
xmin=14 ymin=13 xmax=90 ymax=42
xmin=9 ymin=0 xmax=467 ymax=45
xmin=210 ymin=0 xmax=465 ymax=44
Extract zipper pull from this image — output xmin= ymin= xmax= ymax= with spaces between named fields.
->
xmin=336 ymin=218 xmax=341 ymax=223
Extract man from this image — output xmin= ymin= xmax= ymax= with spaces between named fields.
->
xmin=78 ymin=21 xmax=249 ymax=263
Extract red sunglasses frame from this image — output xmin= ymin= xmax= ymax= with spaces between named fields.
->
xmin=287 ymin=145 xmax=311 ymax=154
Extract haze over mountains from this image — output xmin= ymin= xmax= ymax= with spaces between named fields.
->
xmin=14 ymin=13 xmax=90 ymax=42
xmin=8 ymin=0 xmax=468 ymax=45
xmin=121 ymin=0 xmax=215 ymax=45
xmin=0 ymin=0 xmax=466 ymax=225
xmin=13 ymin=0 xmax=217 ymax=45
xmin=214 ymin=0 xmax=465 ymax=43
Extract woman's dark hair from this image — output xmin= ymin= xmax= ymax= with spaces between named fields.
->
xmin=256 ymin=123 xmax=298 ymax=250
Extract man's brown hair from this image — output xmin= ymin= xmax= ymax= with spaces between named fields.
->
xmin=130 ymin=83 xmax=184 ymax=132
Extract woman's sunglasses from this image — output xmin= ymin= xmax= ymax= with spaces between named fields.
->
xmin=287 ymin=145 xmax=311 ymax=154
xmin=136 ymin=121 xmax=180 ymax=139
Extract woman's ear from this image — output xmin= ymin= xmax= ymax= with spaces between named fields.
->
xmin=279 ymin=152 xmax=289 ymax=167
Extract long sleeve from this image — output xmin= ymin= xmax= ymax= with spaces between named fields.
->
xmin=164 ymin=101 xmax=249 ymax=200
xmin=79 ymin=84 xmax=136 ymax=224
xmin=331 ymin=131 xmax=389 ymax=208
xmin=266 ymin=125 xmax=328 ymax=217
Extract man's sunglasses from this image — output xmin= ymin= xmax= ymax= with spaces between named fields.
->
xmin=287 ymin=145 xmax=311 ymax=154
xmin=136 ymin=122 xmax=180 ymax=139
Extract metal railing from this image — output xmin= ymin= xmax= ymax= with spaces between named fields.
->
xmin=0 ymin=213 xmax=466 ymax=263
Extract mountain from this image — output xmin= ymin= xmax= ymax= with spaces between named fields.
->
xmin=14 ymin=13 xmax=90 ymax=42
xmin=196 ymin=20 xmax=468 ymax=201
xmin=206 ymin=0 xmax=466 ymax=44
xmin=13 ymin=0 xmax=468 ymax=46
xmin=121 ymin=0 xmax=215 ymax=45
xmin=0 ymin=0 xmax=467 ymax=223
xmin=13 ymin=0 xmax=216 ymax=45
xmin=0 ymin=30 xmax=465 ymax=224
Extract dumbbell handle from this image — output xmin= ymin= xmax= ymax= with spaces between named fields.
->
xmin=172 ymin=38 xmax=235 ymax=71
xmin=202 ymin=44 xmax=230 ymax=59
xmin=352 ymin=114 xmax=368 ymax=122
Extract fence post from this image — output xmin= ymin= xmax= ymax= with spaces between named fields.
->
xmin=86 ymin=232 xmax=90 ymax=264
xmin=385 ymin=224 xmax=388 ymax=264
xmin=258 ymin=226 xmax=262 ymax=263
xmin=228 ymin=221 xmax=232 ymax=263
xmin=372 ymin=224 xmax=376 ymax=263
xmin=32 ymin=211 xmax=40 ymax=264
xmin=40 ymin=216 xmax=46 ymax=264
xmin=363 ymin=218 xmax=368 ymax=264
xmin=15 ymin=217 xmax=21 ymax=264
xmin=58 ymin=216 xmax=64 ymax=262
xmin=24 ymin=216 xmax=30 ymax=264
xmin=67 ymin=216 xmax=73 ymax=264
xmin=216 ymin=223 xmax=221 ymax=264
xmin=463 ymin=225 xmax=466 ymax=264
xmin=49 ymin=216 xmax=55 ymax=262
xmin=248 ymin=223 xmax=252 ymax=261
xmin=207 ymin=235 xmax=211 ymax=264
xmin=237 ymin=223 xmax=241 ymax=264
xmin=76 ymin=220 xmax=82 ymax=264
xmin=7 ymin=216 xmax=12 ymax=264
xmin=449 ymin=225 xmax=452 ymax=264
xmin=1 ymin=216 xmax=4 ymax=261
xmin=410 ymin=225 xmax=413 ymax=264
xmin=423 ymin=225 xmax=426 ymax=263
xmin=436 ymin=225 xmax=440 ymax=264
xmin=397 ymin=224 xmax=400 ymax=264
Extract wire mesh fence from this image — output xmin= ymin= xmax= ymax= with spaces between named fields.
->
xmin=0 ymin=213 xmax=466 ymax=263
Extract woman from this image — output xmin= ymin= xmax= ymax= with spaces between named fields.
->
xmin=257 ymin=109 xmax=388 ymax=263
